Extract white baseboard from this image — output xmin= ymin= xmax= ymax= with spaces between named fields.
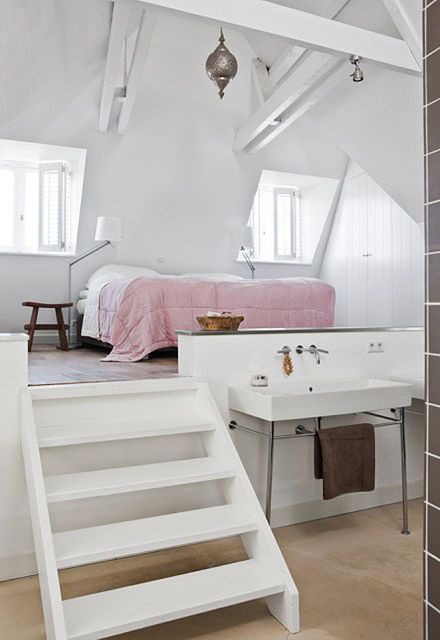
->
xmin=28 ymin=330 xmax=76 ymax=344
xmin=0 ymin=480 xmax=423 ymax=582
xmin=0 ymin=552 xmax=37 ymax=582
xmin=33 ymin=332 xmax=63 ymax=344
xmin=270 ymin=479 xmax=424 ymax=528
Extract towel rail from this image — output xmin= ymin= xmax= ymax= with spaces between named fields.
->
xmin=228 ymin=407 xmax=409 ymax=535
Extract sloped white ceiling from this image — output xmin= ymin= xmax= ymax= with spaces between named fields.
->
xmin=243 ymin=0 xmax=423 ymax=222
xmin=0 ymin=0 xmax=110 ymax=127
xmin=0 ymin=0 xmax=421 ymax=223
xmin=244 ymin=0 xmax=401 ymax=65
xmin=310 ymin=65 xmax=424 ymax=222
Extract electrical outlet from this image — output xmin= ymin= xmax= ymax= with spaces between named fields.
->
xmin=367 ymin=340 xmax=384 ymax=353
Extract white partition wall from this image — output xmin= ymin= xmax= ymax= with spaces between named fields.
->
xmin=0 ymin=329 xmax=425 ymax=582
xmin=0 ymin=334 xmax=34 ymax=579
xmin=178 ymin=328 xmax=425 ymax=527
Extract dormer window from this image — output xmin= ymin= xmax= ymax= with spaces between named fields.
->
xmin=249 ymin=184 xmax=301 ymax=263
xmin=0 ymin=139 xmax=86 ymax=256
xmin=240 ymin=170 xmax=339 ymax=266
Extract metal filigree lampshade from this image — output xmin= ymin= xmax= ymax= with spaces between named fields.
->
xmin=205 ymin=28 xmax=238 ymax=99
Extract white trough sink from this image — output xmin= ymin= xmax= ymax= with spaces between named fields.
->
xmin=228 ymin=378 xmax=412 ymax=422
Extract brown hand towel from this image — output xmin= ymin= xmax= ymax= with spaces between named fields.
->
xmin=314 ymin=423 xmax=375 ymax=500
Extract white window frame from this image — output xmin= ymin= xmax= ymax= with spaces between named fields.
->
xmin=245 ymin=184 xmax=302 ymax=264
xmin=273 ymin=187 xmax=297 ymax=261
xmin=0 ymin=159 xmax=72 ymax=256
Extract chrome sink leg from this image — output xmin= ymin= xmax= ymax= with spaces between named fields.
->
xmin=400 ymin=407 xmax=410 ymax=535
xmin=265 ymin=421 xmax=275 ymax=524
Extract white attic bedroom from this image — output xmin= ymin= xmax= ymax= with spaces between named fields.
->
xmin=0 ymin=1 xmax=430 ymax=640
xmin=0 ymin=0 xmax=423 ymax=331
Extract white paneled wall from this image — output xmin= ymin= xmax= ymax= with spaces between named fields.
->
xmin=320 ymin=162 xmax=424 ymax=327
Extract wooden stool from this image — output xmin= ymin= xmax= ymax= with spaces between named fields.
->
xmin=22 ymin=301 xmax=73 ymax=352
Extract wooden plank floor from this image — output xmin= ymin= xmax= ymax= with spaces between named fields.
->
xmin=28 ymin=345 xmax=178 ymax=386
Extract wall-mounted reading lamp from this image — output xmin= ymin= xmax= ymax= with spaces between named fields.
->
xmin=231 ymin=226 xmax=255 ymax=279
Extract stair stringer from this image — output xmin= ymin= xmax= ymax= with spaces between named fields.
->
xmin=196 ymin=381 xmax=300 ymax=634
xmin=20 ymin=389 xmax=67 ymax=640
xmin=22 ymin=377 xmax=299 ymax=637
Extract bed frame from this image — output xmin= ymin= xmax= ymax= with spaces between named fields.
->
xmin=75 ymin=315 xmax=112 ymax=350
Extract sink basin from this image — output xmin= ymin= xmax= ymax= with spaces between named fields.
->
xmin=228 ymin=378 xmax=412 ymax=421
xmin=391 ymin=374 xmax=424 ymax=400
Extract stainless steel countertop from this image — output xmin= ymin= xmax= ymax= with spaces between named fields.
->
xmin=176 ymin=326 xmax=424 ymax=337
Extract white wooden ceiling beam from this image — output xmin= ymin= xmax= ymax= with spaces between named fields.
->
xmin=269 ymin=47 xmax=309 ymax=88
xmin=251 ymin=59 xmax=272 ymax=106
xmin=117 ymin=8 xmax=159 ymax=134
xmin=234 ymin=52 xmax=341 ymax=153
xmin=132 ymin=0 xmax=420 ymax=74
xmin=99 ymin=0 xmax=132 ymax=132
xmin=382 ymin=0 xmax=422 ymax=68
xmin=269 ymin=0 xmax=351 ymax=86
xmin=246 ymin=61 xmax=347 ymax=153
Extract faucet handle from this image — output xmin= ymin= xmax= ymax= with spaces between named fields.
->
xmin=310 ymin=344 xmax=329 ymax=354
xmin=277 ymin=345 xmax=292 ymax=354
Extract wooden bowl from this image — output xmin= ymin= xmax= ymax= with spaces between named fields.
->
xmin=196 ymin=314 xmax=244 ymax=331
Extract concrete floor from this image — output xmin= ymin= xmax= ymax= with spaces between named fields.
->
xmin=0 ymin=500 xmax=423 ymax=640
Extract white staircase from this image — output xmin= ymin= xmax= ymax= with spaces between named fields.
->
xmin=21 ymin=378 xmax=299 ymax=639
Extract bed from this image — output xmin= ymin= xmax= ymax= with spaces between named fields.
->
xmin=78 ymin=264 xmax=335 ymax=362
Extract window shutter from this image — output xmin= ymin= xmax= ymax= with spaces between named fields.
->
xmin=274 ymin=188 xmax=295 ymax=261
xmin=0 ymin=165 xmax=16 ymax=250
xmin=39 ymin=162 xmax=66 ymax=252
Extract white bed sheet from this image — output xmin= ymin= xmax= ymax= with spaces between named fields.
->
xmin=76 ymin=299 xmax=86 ymax=315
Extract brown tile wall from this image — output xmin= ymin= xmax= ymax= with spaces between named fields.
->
xmin=425 ymin=1 xmax=440 ymax=636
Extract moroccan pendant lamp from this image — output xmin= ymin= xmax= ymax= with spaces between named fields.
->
xmin=205 ymin=28 xmax=238 ymax=99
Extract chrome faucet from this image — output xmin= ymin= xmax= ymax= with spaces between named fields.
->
xmin=295 ymin=344 xmax=329 ymax=365
xmin=277 ymin=345 xmax=292 ymax=355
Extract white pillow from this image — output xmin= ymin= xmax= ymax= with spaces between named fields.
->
xmin=86 ymin=264 xmax=160 ymax=289
xmin=181 ymin=273 xmax=244 ymax=281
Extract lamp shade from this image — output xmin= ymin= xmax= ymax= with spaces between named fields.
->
xmin=230 ymin=226 xmax=254 ymax=250
xmin=95 ymin=216 xmax=122 ymax=242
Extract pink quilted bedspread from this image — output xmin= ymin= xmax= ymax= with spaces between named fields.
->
xmin=98 ymin=276 xmax=335 ymax=362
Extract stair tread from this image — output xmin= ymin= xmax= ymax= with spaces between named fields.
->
xmin=37 ymin=413 xmax=215 ymax=447
xmin=30 ymin=378 xmax=200 ymax=400
xmin=45 ymin=457 xmax=235 ymax=503
xmin=63 ymin=559 xmax=284 ymax=640
xmin=54 ymin=505 xmax=258 ymax=569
